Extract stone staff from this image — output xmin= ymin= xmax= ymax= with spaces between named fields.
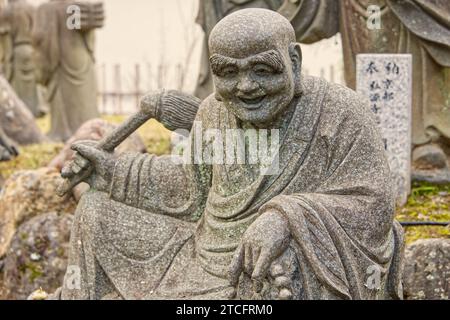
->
xmin=57 ymin=90 xmax=201 ymax=196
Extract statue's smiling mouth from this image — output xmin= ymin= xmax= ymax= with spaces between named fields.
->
xmin=238 ymin=95 xmax=266 ymax=107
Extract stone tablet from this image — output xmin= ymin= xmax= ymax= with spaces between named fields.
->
xmin=356 ymin=54 xmax=412 ymax=206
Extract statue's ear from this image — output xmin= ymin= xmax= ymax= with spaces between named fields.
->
xmin=289 ymin=43 xmax=302 ymax=97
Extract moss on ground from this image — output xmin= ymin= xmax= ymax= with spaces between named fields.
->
xmin=396 ymin=182 xmax=450 ymax=244
xmin=2 ymin=115 xmax=449 ymax=245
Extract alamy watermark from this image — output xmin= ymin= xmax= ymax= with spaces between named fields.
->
xmin=66 ymin=5 xmax=81 ymax=30
xmin=367 ymin=5 xmax=382 ymax=30
xmin=64 ymin=265 xmax=81 ymax=290
xmin=170 ymin=121 xmax=280 ymax=176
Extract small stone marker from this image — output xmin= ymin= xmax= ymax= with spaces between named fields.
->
xmin=356 ymin=54 xmax=412 ymax=206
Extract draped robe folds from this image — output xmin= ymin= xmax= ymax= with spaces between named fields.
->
xmin=32 ymin=1 xmax=100 ymax=142
xmin=293 ymin=0 xmax=450 ymax=146
xmin=60 ymin=76 xmax=404 ymax=300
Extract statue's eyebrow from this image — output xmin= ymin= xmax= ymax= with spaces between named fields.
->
xmin=210 ymin=54 xmax=238 ymax=75
xmin=210 ymin=50 xmax=285 ymax=75
xmin=247 ymin=50 xmax=285 ymax=72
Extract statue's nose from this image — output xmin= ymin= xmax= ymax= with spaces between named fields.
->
xmin=236 ymin=75 xmax=258 ymax=94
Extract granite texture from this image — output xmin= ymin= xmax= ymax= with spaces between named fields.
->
xmin=2 ymin=212 xmax=73 ymax=300
xmin=404 ymin=239 xmax=450 ymax=300
xmin=356 ymin=54 xmax=412 ymax=206
xmin=54 ymin=9 xmax=404 ymax=300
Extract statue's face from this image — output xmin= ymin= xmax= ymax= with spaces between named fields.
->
xmin=211 ymin=48 xmax=297 ymax=126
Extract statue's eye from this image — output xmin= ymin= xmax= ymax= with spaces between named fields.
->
xmin=253 ymin=64 xmax=275 ymax=76
xmin=219 ymin=66 xmax=238 ymax=77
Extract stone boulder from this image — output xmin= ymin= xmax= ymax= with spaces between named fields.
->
xmin=2 ymin=212 xmax=73 ymax=300
xmin=403 ymin=239 xmax=450 ymax=300
xmin=0 ymin=167 xmax=77 ymax=258
xmin=0 ymin=75 xmax=45 ymax=145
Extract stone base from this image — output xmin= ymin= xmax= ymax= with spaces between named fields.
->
xmin=412 ymin=169 xmax=450 ymax=184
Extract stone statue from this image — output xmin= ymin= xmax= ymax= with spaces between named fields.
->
xmin=32 ymin=0 xmax=104 ymax=142
xmin=0 ymin=0 xmax=44 ymax=117
xmin=54 ymin=9 xmax=404 ymax=300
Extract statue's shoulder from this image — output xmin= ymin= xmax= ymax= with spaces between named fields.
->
xmin=195 ymin=93 xmax=223 ymax=122
xmin=301 ymin=75 xmax=377 ymax=133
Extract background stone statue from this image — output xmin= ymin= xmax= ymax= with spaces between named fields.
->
xmin=0 ymin=0 xmax=44 ymax=117
xmin=32 ymin=0 xmax=104 ymax=142
xmin=52 ymin=9 xmax=403 ymax=300
xmin=293 ymin=0 xmax=450 ymax=174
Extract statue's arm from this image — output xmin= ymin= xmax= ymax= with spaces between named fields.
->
xmin=108 ymin=95 xmax=211 ymax=222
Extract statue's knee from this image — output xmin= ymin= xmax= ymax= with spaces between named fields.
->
xmin=75 ymin=191 xmax=111 ymax=222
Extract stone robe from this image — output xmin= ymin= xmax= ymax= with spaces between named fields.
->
xmin=293 ymin=0 xmax=450 ymax=147
xmin=32 ymin=0 xmax=103 ymax=141
xmin=59 ymin=76 xmax=404 ymax=300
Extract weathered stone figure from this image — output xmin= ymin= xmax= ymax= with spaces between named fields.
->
xmin=1 ymin=0 xmax=43 ymax=117
xmin=55 ymin=9 xmax=404 ymax=300
xmin=32 ymin=0 xmax=104 ymax=142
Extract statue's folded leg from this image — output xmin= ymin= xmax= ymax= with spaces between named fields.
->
xmin=59 ymin=191 xmax=196 ymax=300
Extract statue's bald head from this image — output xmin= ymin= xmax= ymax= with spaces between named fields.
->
xmin=208 ymin=9 xmax=302 ymax=127
xmin=209 ymin=9 xmax=295 ymax=58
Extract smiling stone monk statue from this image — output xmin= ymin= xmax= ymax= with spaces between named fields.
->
xmin=53 ymin=9 xmax=404 ymax=300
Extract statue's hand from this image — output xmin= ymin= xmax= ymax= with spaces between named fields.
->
xmin=61 ymin=140 xmax=116 ymax=192
xmin=229 ymin=210 xmax=290 ymax=293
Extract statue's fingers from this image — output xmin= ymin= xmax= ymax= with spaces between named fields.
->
xmin=252 ymin=247 xmax=261 ymax=270
xmin=251 ymin=249 xmax=271 ymax=293
xmin=61 ymin=161 xmax=76 ymax=179
xmin=229 ymin=243 xmax=245 ymax=286
xmin=278 ymin=288 xmax=292 ymax=300
xmin=244 ymin=244 xmax=253 ymax=276
xmin=71 ymin=144 xmax=104 ymax=166
xmin=274 ymin=276 xmax=290 ymax=289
